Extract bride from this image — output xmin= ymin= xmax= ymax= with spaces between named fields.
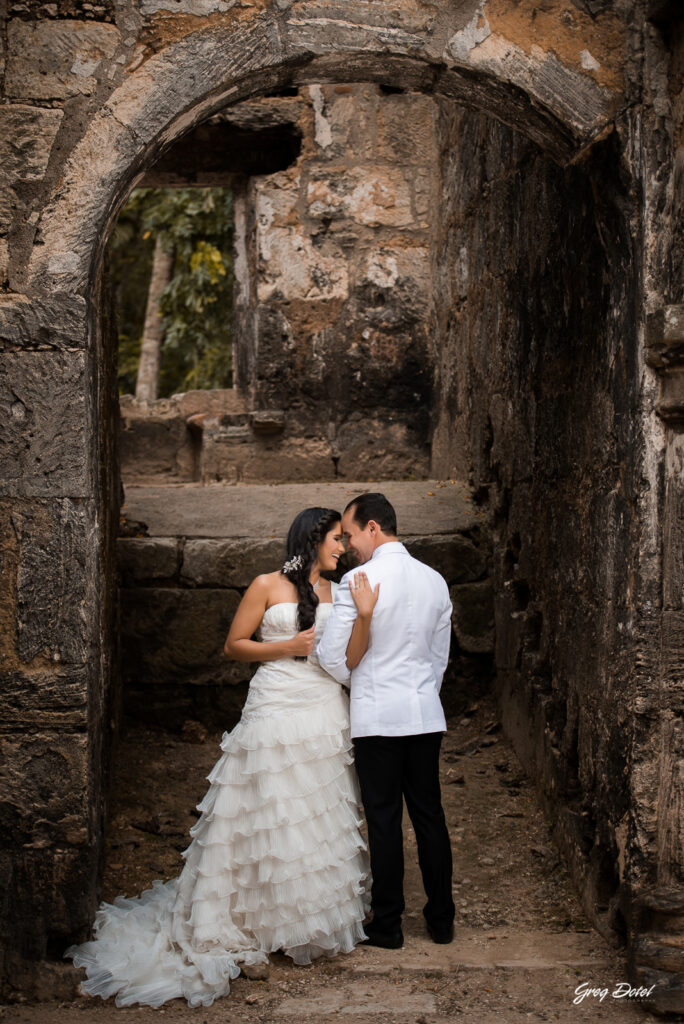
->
xmin=65 ymin=506 xmax=374 ymax=1008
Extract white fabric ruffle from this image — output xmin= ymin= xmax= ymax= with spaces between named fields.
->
xmin=65 ymin=600 xmax=370 ymax=1008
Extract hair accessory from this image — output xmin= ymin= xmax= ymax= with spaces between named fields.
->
xmin=282 ymin=554 xmax=304 ymax=573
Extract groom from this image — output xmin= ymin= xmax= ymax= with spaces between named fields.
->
xmin=318 ymin=492 xmax=455 ymax=949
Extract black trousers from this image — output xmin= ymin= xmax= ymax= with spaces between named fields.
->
xmin=353 ymin=732 xmax=455 ymax=934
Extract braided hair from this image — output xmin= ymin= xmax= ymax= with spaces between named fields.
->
xmin=281 ymin=507 xmax=341 ymax=632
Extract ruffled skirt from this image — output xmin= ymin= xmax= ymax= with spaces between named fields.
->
xmin=65 ymin=693 xmax=370 ymax=1008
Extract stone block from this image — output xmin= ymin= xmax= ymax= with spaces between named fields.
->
xmin=219 ymin=95 xmax=305 ymax=132
xmin=0 ymin=239 xmax=8 ymax=283
xmin=6 ymin=20 xmax=120 ymax=100
xmin=306 ymin=167 xmax=413 ymax=227
xmin=1 ymin=841 xmax=97 ymax=962
xmin=119 ymin=415 xmax=195 ymax=485
xmin=0 ymin=293 xmax=88 ymax=351
xmin=256 ymin=225 xmax=349 ymax=301
xmin=0 ymin=666 xmax=89 ymax=732
xmin=313 ymin=85 xmax=376 ymax=161
xmin=119 ymin=389 xmax=247 ymax=420
xmin=11 ymin=1 xmax=116 ymax=16
xmin=412 ymin=165 xmax=433 ymax=219
xmin=403 ymin=534 xmax=488 ymax=585
xmin=663 ymin=435 xmax=684 ymax=611
xmin=0 ymin=105 xmax=63 ymax=183
xmin=376 ymin=93 xmax=437 ymax=164
xmin=141 ymin=0 xmax=236 ymax=10
xmin=362 ymin=245 xmax=429 ymax=290
xmin=335 ymin=419 xmax=429 ymax=482
xmin=7 ymin=499 xmax=94 ymax=665
xmin=656 ymin=366 xmax=684 ymax=425
xmin=0 ymin=501 xmax=19 ymax=671
xmin=0 ymin=350 xmax=90 ymax=496
xmin=120 ymin=588 xmax=247 ymax=688
xmin=0 ymin=188 xmax=17 ymax=235
xmin=254 ymin=172 xmax=301 ymax=228
xmin=3 ymin=953 xmax=82 ymax=1003
xmin=117 ymin=538 xmax=179 ymax=583
xmin=662 ymin=611 xmax=684 ymax=710
xmin=181 ymin=538 xmax=283 ymax=587
xmin=198 ymin=424 xmax=249 ymax=483
xmin=237 ymin=438 xmax=338 ymax=484
xmin=174 ymin=388 xmax=247 ymax=418
xmin=356 ymin=246 xmax=431 ymax=324
xmin=250 ymin=409 xmax=285 ymax=435
xmin=450 ymin=579 xmax=495 ymax=653
xmin=100 ymin=19 xmax=282 ymax=150
xmin=25 ymin=102 xmax=145 ymax=292
xmin=0 ymin=731 xmax=90 ymax=845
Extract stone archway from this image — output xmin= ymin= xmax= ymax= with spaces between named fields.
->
xmin=2 ymin=3 xmax=682 ymax=1012
xmin=24 ymin=7 xmax=624 ymax=297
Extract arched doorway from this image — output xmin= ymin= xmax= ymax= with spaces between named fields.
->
xmin=5 ymin=6 xmax=674 ymax=1007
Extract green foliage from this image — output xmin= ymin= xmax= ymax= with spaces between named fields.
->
xmin=107 ymin=187 xmax=234 ymax=397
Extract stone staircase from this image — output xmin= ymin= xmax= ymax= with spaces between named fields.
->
xmin=117 ymin=480 xmax=494 ymax=730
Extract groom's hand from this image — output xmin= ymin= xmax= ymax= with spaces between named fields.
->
xmin=350 ymin=572 xmax=380 ymax=619
xmin=289 ymin=625 xmax=316 ymax=657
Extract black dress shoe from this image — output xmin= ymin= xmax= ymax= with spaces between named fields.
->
xmin=361 ymin=928 xmax=404 ymax=949
xmin=427 ymin=922 xmax=454 ymax=944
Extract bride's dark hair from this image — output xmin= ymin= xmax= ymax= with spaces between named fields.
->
xmin=282 ymin=507 xmax=341 ymax=632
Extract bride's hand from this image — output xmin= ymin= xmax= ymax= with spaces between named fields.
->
xmin=350 ymin=572 xmax=380 ymax=618
xmin=288 ymin=625 xmax=316 ymax=657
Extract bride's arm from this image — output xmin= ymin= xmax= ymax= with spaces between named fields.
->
xmin=224 ymin=576 xmax=314 ymax=661
xmin=345 ymin=572 xmax=379 ymax=670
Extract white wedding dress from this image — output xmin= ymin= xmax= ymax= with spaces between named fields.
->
xmin=65 ymin=593 xmax=370 ymax=1008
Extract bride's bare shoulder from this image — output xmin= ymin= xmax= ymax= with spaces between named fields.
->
xmin=251 ymin=570 xmax=295 ymax=595
xmin=249 ymin=571 xmax=281 ymax=593
xmin=248 ymin=570 xmax=297 ymax=609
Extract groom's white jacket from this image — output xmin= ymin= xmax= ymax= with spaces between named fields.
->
xmin=318 ymin=541 xmax=452 ymax=738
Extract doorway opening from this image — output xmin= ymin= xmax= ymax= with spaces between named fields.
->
xmin=82 ymin=57 xmax=634 ymax=968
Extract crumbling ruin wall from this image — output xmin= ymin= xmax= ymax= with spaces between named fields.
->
xmin=121 ymin=84 xmax=439 ymax=486
xmin=431 ymin=104 xmax=642 ymax=942
xmin=2 ymin=0 xmax=682 ymax=1008
xmin=232 ymin=83 xmax=436 ymax=483
xmin=629 ymin=11 xmax=684 ymax=1009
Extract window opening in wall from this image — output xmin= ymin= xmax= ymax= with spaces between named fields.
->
xmin=110 ymin=186 xmax=235 ymax=401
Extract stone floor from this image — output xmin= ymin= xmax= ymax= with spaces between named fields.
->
xmin=1 ymin=700 xmax=659 ymax=1024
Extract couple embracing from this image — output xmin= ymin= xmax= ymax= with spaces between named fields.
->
xmin=66 ymin=493 xmax=455 ymax=1008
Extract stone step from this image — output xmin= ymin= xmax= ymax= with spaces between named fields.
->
xmin=120 ymin=479 xmax=481 ymax=539
xmin=119 ymin=388 xmax=247 ymax=420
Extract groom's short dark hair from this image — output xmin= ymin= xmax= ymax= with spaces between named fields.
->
xmin=345 ymin=493 xmax=397 ymax=536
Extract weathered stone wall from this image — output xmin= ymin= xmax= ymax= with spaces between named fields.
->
xmin=233 ymin=83 xmax=437 ymax=482
xmin=121 ymin=84 xmax=438 ymax=484
xmin=629 ymin=9 xmax=684 ymax=1009
xmin=119 ymin=389 xmax=245 ymax=484
xmin=117 ymin=522 xmax=493 ymax=733
xmin=1 ymin=0 xmax=682 ymax=1007
xmin=0 ymin=261 xmax=120 ymax=995
xmin=431 ymin=104 xmax=644 ymax=937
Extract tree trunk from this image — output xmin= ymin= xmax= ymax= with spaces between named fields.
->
xmin=136 ymin=235 xmax=174 ymax=402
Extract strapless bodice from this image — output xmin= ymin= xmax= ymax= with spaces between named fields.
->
xmin=240 ymin=599 xmax=342 ymax=721
xmin=258 ymin=601 xmax=334 ymax=643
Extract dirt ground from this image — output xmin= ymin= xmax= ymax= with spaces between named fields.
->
xmin=2 ymin=698 xmax=659 ymax=1024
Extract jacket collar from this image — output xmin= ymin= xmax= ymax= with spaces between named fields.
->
xmin=370 ymin=541 xmax=407 ymax=561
